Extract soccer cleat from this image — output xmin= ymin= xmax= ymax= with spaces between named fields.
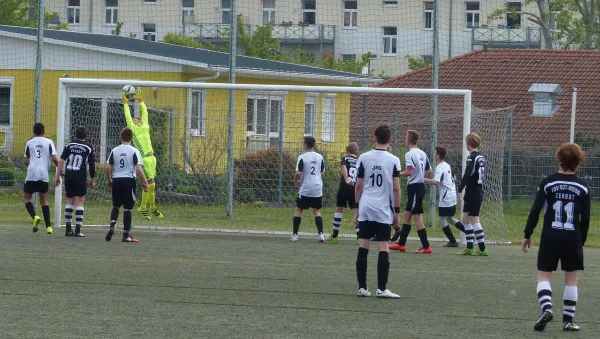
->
xmin=122 ymin=236 xmax=139 ymax=243
xmin=563 ymin=321 xmax=580 ymax=331
xmin=46 ymin=226 xmax=53 ymax=234
xmin=443 ymin=241 xmax=459 ymax=247
xmin=327 ymin=236 xmax=340 ymax=244
xmin=376 ymin=289 xmax=400 ymax=299
xmin=533 ymin=309 xmax=553 ymax=332
xmin=357 ymin=288 xmax=371 ymax=297
xmin=415 ymin=247 xmax=432 ymax=254
xmin=152 ymin=209 xmax=164 ymax=219
xmin=456 ymin=248 xmax=475 ymax=256
xmin=473 ymin=249 xmax=489 ymax=256
xmin=137 ymin=207 xmax=151 ymax=220
xmin=74 ymin=233 xmax=86 ymax=237
xmin=390 ymin=228 xmax=401 ymax=242
xmin=389 ymin=243 xmax=406 ymax=252
xmin=318 ymin=234 xmax=325 ymax=242
xmin=105 ymin=228 xmax=114 ymax=242
xmin=356 ymin=238 xmax=360 ymax=245
xmin=32 ymin=216 xmax=41 ymax=233
xmin=290 ymin=234 xmax=299 ymax=242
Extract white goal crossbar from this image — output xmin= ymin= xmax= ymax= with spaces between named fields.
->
xmin=55 ymin=78 xmax=472 ymax=229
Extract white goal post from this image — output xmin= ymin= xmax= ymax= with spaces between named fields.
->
xmin=54 ymin=78 xmax=472 ymax=231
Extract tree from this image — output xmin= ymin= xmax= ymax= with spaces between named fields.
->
xmin=0 ymin=0 xmax=67 ymax=30
xmin=236 ymin=15 xmax=280 ymax=60
xmin=406 ymin=55 xmax=431 ymax=71
xmin=161 ymin=33 xmax=228 ymax=53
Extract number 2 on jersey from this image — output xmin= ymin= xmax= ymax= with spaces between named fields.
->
xmin=310 ymin=166 xmax=315 ymax=175
xmin=552 ymin=201 xmax=575 ymax=230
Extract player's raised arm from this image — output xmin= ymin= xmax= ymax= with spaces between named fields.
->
xmin=135 ymin=89 xmax=149 ymax=125
xmin=121 ymin=92 xmax=136 ymax=130
xmin=580 ymin=189 xmax=591 ymax=245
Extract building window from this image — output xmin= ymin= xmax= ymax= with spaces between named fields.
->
xmin=263 ymin=0 xmax=275 ymax=25
xmin=383 ymin=26 xmax=397 ymax=56
xmin=322 ymin=96 xmax=335 ymax=142
xmin=0 ymin=87 xmax=11 ymax=125
xmin=506 ymin=2 xmax=522 ymax=28
xmin=383 ymin=0 xmax=398 ymax=8
xmin=67 ymin=0 xmax=80 ymax=25
xmin=466 ymin=2 xmax=480 ymax=28
xmin=182 ymin=0 xmax=194 ymax=23
xmin=424 ymin=1 xmax=433 ymax=29
xmin=189 ymin=90 xmax=205 ymax=136
xmin=304 ymin=95 xmax=318 ymax=136
xmin=344 ymin=0 xmax=357 ymax=28
xmin=143 ymin=23 xmax=156 ymax=41
xmin=222 ymin=0 xmax=231 ymax=24
xmin=105 ymin=0 xmax=118 ymax=25
xmin=246 ymin=94 xmax=283 ymax=137
xmin=422 ymin=54 xmax=433 ymax=64
xmin=302 ymin=0 xmax=316 ymax=25
xmin=342 ymin=54 xmax=356 ymax=62
xmin=143 ymin=0 xmax=156 ymax=3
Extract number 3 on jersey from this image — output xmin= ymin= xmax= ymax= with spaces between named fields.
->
xmin=552 ymin=201 xmax=575 ymax=230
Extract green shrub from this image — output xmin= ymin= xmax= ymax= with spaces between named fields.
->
xmin=0 ymin=169 xmax=14 ymax=187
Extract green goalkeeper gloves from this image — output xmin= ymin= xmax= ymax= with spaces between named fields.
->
xmin=133 ymin=88 xmax=144 ymax=101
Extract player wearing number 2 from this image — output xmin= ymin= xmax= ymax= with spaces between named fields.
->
xmin=291 ymin=136 xmax=325 ymax=242
xmin=523 ymin=143 xmax=589 ymax=332
xmin=55 ymin=127 xmax=96 ymax=237
xmin=327 ymin=142 xmax=359 ymax=244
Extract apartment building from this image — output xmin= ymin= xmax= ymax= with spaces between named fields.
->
xmin=43 ymin=0 xmax=542 ymax=76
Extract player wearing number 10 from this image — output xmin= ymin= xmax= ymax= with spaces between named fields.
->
xmin=55 ymin=127 xmax=96 ymax=237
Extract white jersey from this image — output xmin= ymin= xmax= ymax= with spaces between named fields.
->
xmin=357 ymin=149 xmax=401 ymax=224
xmin=434 ymin=161 xmax=457 ymax=208
xmin=107 ymin=144 xmax=143 ymax=179
xmin=405 ymin=147 xmax=430 ymax=185
xmin=296 ymin=151 xmax=325 ymax=197
xmin=24 ymin=136 xmax=56 ymax=182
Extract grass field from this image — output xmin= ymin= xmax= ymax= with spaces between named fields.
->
xmin=0 ymin=225 xmax=599 ymax=338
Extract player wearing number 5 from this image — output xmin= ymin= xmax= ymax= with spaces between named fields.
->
xmin=291 ymin=136 xmax=325 ymax=242
xmin=55 ymin=127 xmax=95 ymax=237
xmin=327 ymin=142 xmax=359 ymax=244
xmin=121 ymin=89 xmax=163 ymax=220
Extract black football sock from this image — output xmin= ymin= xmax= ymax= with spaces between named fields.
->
xmin=332 ymin=212 xmax=342 ymax=238
xmin=398 ymin=223 xmax=411 ymax=246
xmin=109 ymin=207 xmax=119 ymax=228
xmin=41 ymin=205 xmax=51 ymax=228
xmin=315 ymin=216 xmax=323 ymax=234
xmin=123 ymin=210 xmax=132 ymax=237
xmin=442 ymin=226 xmax=457 ymax=243
xmin=292 ymin=216 xmax=301 ymax=235
xmin=356 ymin=247 xmax=368 ymax=290
xmin=377 ymin=251 xmax=390 ymax=291
xmin=25 ymin=202 xmax=36 ymax=219
xmin=453 ymin=221 xmax=466 ymax=233
xmin=417 ymin=228 xmax=430 ymax=249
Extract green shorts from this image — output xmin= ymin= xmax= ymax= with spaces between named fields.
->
xmin=142 ymin=155 xmax=157 ymax=180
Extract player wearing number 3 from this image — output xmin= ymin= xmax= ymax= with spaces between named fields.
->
xmin=121 ymin=89 xmax=163 ymax=220
xmin=327 ymin=142 xmax=359 ymax=244
xmin=55 ymin=127 xmax=96 ymax=237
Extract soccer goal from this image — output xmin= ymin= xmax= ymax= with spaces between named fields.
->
xmin=54 ymin=78 xmax=509 ymax=244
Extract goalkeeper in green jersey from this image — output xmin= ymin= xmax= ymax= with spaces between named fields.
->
xmin=121 ymin=89 xmax=163 ymax=220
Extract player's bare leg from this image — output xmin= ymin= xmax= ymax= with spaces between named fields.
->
xmin=535 ymin=271 xmax=554 ymax=331
xmin=414 ymin=214 xmax=431 ymax=253
xmin=313 ymin=208 xmax=324 ymax=242
xmin=291 ymin=208 xmax=302 ymax=241
xmin=390 ymin=211 xmax=411 ymax=251
xmin=73 ymin=196 xmax=86 ymax=237
xmin=39 ymin=193 xmax=52 ymax=234
xmin=562 ymin=271 xmax=580 ymax=331
xmin=64 ymin=197 xmax=75 ymax=236
xmin=328 ymin=206 xmax=344 ymax=244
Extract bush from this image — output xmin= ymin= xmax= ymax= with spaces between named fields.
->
xmin=164 ymin=168 xmax=226 ymax=204
xmin=0 ymin=169 xmax=14 ymax=187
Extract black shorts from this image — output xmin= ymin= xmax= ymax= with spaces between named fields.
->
xmin=438 ymin=206 xmax=456 ymax=217
xmin=463 ymin=190 xmax=483 ymax=216
xmin=296 ymin=195 xmax=322 ymax=210
xmin=112 ymin=178 xmax=136 ymax=210
xmin=24 ymin=180 xmax=49 ymax=194
xmin=358 ymin=221 xmax=391 ymax=241
xmin=537 ymin=237 xmax=584 ymax=272
xmin=64 ymin=177 xmax=87 ymax=198
xmin=336 ymin=187 xmax=356 ymax=209
xmin=405 ymin=183 xmax=425 ymax=214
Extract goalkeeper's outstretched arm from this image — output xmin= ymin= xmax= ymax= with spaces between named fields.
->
xmin=121 ymin=92 xmax=135 ymax=130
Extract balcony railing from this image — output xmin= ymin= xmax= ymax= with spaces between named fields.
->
xmin=472 ymin=26 xmax=542 ymax=48
xmin=184 ymin=23 xmax=335 ymax=44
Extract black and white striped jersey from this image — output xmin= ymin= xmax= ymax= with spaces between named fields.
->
xmin=60 ymin=140 xmax=95 ymax=180
xmin=459 ymin=151 xmax=485 ymax=192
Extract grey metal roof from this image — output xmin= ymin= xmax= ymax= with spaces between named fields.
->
xmin=0 ymin=25 xmax=374 ymax=80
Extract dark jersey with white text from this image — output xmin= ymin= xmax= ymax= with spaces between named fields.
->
xmin=339 ymin=156 xmax=358 ymax=189
xmin=60 ymin=140 xmax=96 ymax=180
xmin=459 ymin=151 xmax=485 ymax=192
xmin=524 ymin=173 xmax=590 ymax=244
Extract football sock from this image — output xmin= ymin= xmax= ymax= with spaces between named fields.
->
xmin=41 ymin=205 xmax=51 ymax=228
xmin=109 ymin=207 xmax=119 ymax=229
xmin=332 ymin=212 xmax=342 ymax=238
xmin=149 ymin=183 xmax=156 ymax=211
xmin=75 ymin=207 xmax=84 ymax=234
xmin=537 ymin=281 xmax=552 ymax=312
xmin=140 ymin=188 xmax=149 ymax=211
xmin=315 ymin=216 xmax=323 ymax=234
xmin=442 ymin=225 xmax=457 ymax=243
xmin=292 ymin=216 xmax=301 ymax=235
xmin=123 ymin=210 xmax=132 ymax=237
xmin=563 ymin=285 xmax=578 ymax=322
xmin=464 ymin=224 xmax=474 ymax=249
xmin=65 ymin=204 xmax=74 ymax=226
xmin=473 ymin=223 xmax=486 ymax=251
xmin=356 ymin=247 xmax=368 ymax=290
xmin=417 ymin=228 xmax=430 ymax=249
xmin=25 ymin=202 xmax=36 ymax=219
xmin=398 ymin=223 xmax=411 ymax=246
xmin=377 ymin=251 xmax=390 ymax=291
xmin=450 ymin=217 xmax=466 ymax=232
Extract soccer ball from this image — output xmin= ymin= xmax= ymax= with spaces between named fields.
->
xmin=122 ymin=85 xmax=136 ymax=98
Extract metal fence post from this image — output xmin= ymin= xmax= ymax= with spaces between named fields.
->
xmin=278 ymin=104 xmax=284 ymax=205
xmin=429 ymin=0 xmax=440 ymax=227
xmin=225 ymin=0 xmax=238 ymax=218
xmin=361 ymin=94 xmax=367 ymax=150
xmin=393 ymin=113 xmax=398 ymax=155
xmin=168 ymin=107 xmax=174 ymax=203
xmin=507 ymin=113 xmax=513 ymax=207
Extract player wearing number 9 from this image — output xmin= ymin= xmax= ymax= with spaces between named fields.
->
xmin=522 ymin=143 xmax=589 ymax=332
xmin=55 ymin=127 xmax=95 ymax=237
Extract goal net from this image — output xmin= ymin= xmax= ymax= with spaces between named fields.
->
xmin=55 ymin=79 xmax=509 ymax=243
